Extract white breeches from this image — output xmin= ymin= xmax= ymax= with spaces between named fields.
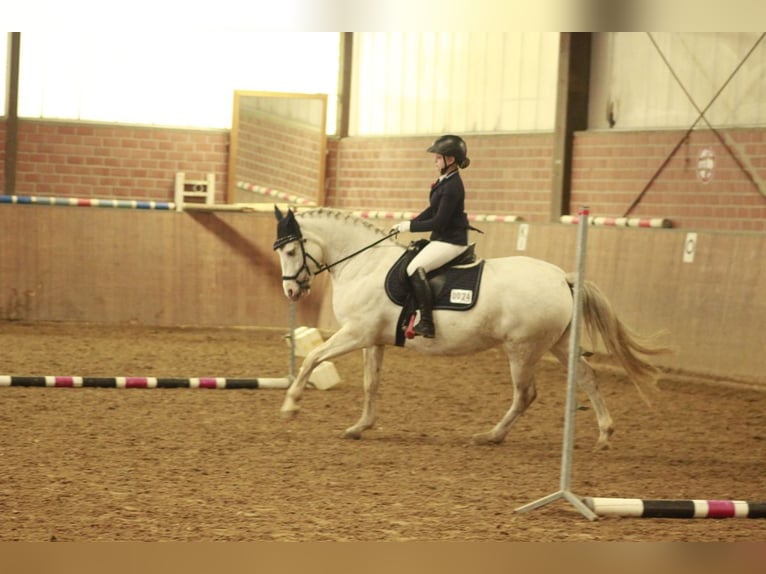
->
xmin=406 ymin=241 xmax=468 ymax=276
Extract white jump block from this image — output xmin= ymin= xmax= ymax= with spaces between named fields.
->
xmin=285 ymin=327 xmax=340 ymax=389
xmin=289 ymin=326 xmax=324 ymax=357
xmin=309 ymin=361 xmax=341 ymax=390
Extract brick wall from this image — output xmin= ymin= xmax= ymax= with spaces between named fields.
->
xmin=1 ymin=120 xmax=229 ymax=202
xmin=2 ymin=118 xmax=765 ymax=231
xmin=572 ymin=129 xmax=766 ymax=231
xmin=327 ymin=133 xmax=555 ymax=222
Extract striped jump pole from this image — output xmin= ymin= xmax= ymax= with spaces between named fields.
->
xmin=235 ymin=181 xmax=318 ymax=207
xmin=0 ymin=375 xmax=290 ymax=389
xmin=583 ymin=497 xmax=766 ymax=519
xmin=0 ymin=193 xmax=288 ymax=214
xmin=0 ymin=194 xmax=175 ymax=210
xmin=560 ymin=214 xmax=673 ymax=228
xmin=349 ymin=210 xmax=522 ymax=224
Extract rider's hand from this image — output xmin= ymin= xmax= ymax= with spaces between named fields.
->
xmin=390 ymin=221 xmax=411 ymax=234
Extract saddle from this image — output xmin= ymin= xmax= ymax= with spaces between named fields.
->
xmin=384 ymin=239 xmax=485 ymax=346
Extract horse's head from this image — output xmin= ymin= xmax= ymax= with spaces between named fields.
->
xmin=273 ymin=206 xmax=323 ymax=301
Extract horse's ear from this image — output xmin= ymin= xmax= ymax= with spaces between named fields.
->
xmin=274 ymin=205 xmax=284 ymax=221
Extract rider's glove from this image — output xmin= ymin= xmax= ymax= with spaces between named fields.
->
xmin=389 ymin=221 xmax=411 ymax=234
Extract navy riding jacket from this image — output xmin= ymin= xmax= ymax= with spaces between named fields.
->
xmin=409 ymin=170 xmax=469 ymax=245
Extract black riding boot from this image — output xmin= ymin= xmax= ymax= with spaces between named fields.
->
xmin=409 ymin=267 xmax=435 ymax=338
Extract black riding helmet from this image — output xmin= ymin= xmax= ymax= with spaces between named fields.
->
xmin=427 ymin=134 xmax=471 ymax=174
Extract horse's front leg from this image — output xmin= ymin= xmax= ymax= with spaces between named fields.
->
xmin=281 ymin=326 xmax=367 ymax=417
xmin=344 ymin=344 xmax=384 ymax=439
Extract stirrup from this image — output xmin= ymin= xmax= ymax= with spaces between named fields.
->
xmin=404 ymin=315 xmax=417 ymax=339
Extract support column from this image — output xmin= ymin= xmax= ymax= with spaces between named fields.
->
xmin=4 ymin=32 xmax=20 ymax=195
xmin=336 ymin=33 xmax=353 ymax=138
xmin=550 ymin=33 xmax=592 ymax=221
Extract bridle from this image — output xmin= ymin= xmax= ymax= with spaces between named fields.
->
xmin=273 ymin=234 xmax=322 ymax=290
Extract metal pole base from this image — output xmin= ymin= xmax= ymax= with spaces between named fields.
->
xmin=515 ymin=489 xmax=598 ymax=521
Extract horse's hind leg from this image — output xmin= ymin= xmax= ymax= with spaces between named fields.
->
xmin=550 ymin=339 xmax=614 ymax=450
xmin=472 ymin=346 xmax=539 ymax=445
xmin=344 ymin=344 xmax=384 ymax=440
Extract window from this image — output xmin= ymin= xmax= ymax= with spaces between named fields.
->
xmin=350 ymin=32 xmax=560 ymax=135
xmin=15 ymin=31 xmax=340 ymax=131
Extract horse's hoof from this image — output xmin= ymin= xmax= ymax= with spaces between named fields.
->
xmin=593 ymin=441 xmax=611 ymax=451
xmin=343 ymin=429 xmax=363 ymax=440
xmin=280 ymin=406 xmax=300 ymax=419
xmin=471 ymin=432 xmax=503 ymax=446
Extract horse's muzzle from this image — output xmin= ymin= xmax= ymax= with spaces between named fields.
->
xmin=284 ymin=281 xmax=311 ymax=301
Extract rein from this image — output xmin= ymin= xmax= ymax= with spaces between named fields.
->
xmin=280 ymin=230 xmax=399 ymax=283
xmin=313 ymin=230 xmax=399 ymax=275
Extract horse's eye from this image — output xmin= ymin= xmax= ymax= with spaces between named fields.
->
xmin=286 ymin=248 xmax=297 ymax=257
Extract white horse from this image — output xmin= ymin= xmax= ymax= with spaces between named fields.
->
xmin=272 ymin=207 xmax=668 ymax=448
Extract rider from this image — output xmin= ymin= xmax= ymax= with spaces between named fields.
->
xmin=389 ymin=134 xmax=471 ymax=338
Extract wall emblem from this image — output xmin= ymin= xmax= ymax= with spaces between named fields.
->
xmin=697 ymin=148 xmax=715 ymax=184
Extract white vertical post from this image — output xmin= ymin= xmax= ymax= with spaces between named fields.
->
xmin=174 ymin=172 xmax=185 ymax=211
xmin=514 ymin=206 xmax=597 ymax=521
xmin=205 ymin=173 xmax=216 ymax=205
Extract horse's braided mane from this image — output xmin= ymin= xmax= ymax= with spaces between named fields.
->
xmin=298 ymin=208 xmax=389 ymax=237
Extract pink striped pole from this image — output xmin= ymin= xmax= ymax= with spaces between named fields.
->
xmin=560 ymin=214 xmax=673 ymax=228
xmin=559 ymin=215 xmax=673 ymax=229
xmin=348 ymin=210 xmax=522 ymax=223
xmin=583 ymin=497 xmax=766 ymax=519
xmin=235 ymin=182 xmax=317 ymax=207
xmin=0 ymin=375 xmax=289 ymax=389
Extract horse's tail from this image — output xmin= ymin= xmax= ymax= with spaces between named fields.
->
xmin=568 ymin=274 xmax=672 ymax=402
